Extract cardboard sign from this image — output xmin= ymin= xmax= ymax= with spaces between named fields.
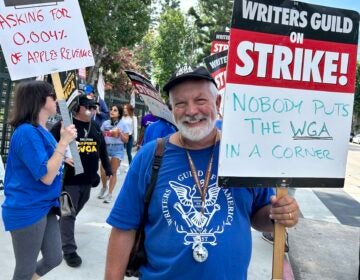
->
xmin=60 ymin=70 xmax=77 ymax=100
xmin=218 ymin=0 xmax=359 ymax=188
xmin=0 ymin=0 xmax=94 ymax=80
xmin=204 ymin=50 xmax=228 ymax=115
xmin=211 ymin=31 xmax=229 ymax=54
xmin=124 ymin=70 xmax=176 ymax=126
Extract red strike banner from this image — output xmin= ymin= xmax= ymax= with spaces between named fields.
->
xmin=218 ymin=0 xmax=359 ymax=188
xmin=227 ymin=29 xmax=357 ymax=93
xmin=211 ymin=31 xmax=229 ymax=55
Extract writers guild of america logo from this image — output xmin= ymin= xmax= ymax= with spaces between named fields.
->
xmin=161 ymin=179 xmax=234 ymax=248
xmin=176 ymin=66 xmax=193 ymax=77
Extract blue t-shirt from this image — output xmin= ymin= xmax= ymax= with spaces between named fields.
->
xmin=143 ymin=119 xmax=176 ymax=145
xmin=107 ymin=140 xmax=274 ymax=280
xmin=2 ymin=124 xmax=63 ymax=231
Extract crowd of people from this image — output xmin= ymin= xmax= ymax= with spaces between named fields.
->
xmin=1 ymin=67 xmax=300 ymax=279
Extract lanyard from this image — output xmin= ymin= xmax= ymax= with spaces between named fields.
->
xmin=180 ymin=132 xmax=218 ymax=215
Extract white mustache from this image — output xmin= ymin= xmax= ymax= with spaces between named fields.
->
xmin=180 ymin=114 xmax=208 ymax=124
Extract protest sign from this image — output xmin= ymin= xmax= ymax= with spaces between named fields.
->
xmin=204 ymin=50 xmax=228 ymax=115
xmin=97 ymin=71 xmax=105 ymax=100
xmin=0 ymin=0 xmax=94 ymax=174
xmin=0 ymin=0 xmax=94 ymax=80
xmin=124 ymin=70 xmax=175 ymax=126
xmin=211 ymin=31 xmax=229 ymax=54
xmin=218 ymin=0 xmax=359 ymax=188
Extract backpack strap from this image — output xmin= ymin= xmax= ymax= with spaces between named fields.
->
xmin=135 ymin=137 xmax=167 ymax=230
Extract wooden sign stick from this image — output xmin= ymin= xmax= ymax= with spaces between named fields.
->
xmin=51 ymin=72 xmax=84 ymax=175
xmin=272 ymin=183 xmax=289 ymax=280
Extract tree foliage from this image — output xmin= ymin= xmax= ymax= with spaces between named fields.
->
xmin=133 ymin=30 xmax=156 ymax=77
xmin=188 ymin=0 xmax=234 ymax=62
xmin=151 ymin=8 xmax=187 ymax=92
xmin=79 ymin=0 xmax=152 ymax=83
xmin=102 ymin=48 xmax=145 ymax=96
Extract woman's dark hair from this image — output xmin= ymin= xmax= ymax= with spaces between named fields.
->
xmin=9 ymin=80 xmax=55 ymax=128
xmin=110 ymin=104 xmax=123 ymax=125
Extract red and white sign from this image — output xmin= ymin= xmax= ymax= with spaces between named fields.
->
xmin=0 ymin=0 xmax=94 ymax=80
xmin=218 ymin=0 xmax=359 ymax=188
xmin=204 ymin=50 xmax=228 ymax=115
xmin=211 ymin=31 xmax=229 ymax=55
xmin=124 ymin=70 xmax=175 ymax=126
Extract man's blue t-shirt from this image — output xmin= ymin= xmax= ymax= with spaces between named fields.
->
xmin=143 ymin=119 xmax=176 ymax=145
xmin=107 ymin=139 xmax=274 ymax=280
xmin=2 ymin=124 xmax=63 ymax=231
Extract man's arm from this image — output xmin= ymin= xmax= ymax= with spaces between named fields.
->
xmin=251 ymin=194 xmax=299 ymax=232
xmin=105 ymin=228 xmax=136 ymax=280
xmin=98 ymin=99 xmax=109 ymax=121
xmin=251 ymin=204 xmax=274 ymax=232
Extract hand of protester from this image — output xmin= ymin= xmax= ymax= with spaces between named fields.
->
xmin=64 ymin=157 xmax=74 ymax=167
xmin=60 ymin=123 xmax=77 ymax=145
xmin=111 ymin=128 xmax=120 ymax=138
xmin=269 ymin=195 xmax=299 ymax=227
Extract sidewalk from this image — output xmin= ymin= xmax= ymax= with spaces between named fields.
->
xmin=0 ymin=157 xmax=294 ymax=280
xmin=288 ymin=218 xmax=359 ymax=280
xmin=288 ymin=147 xmax=360 ymax=280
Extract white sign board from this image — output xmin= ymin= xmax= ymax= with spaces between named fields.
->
xmin=125 ymin=70 xmax=176 ymax=126
xmin=218 ymin=0 xmax=359 ymax=188
xmin=0 ymin=0 xmax=94 ymax=80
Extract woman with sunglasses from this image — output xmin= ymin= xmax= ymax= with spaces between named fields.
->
xmin=1 ymin=80 xmax=77 ymax=279
xmin=98 ymin=104 xmax=130 ymax=203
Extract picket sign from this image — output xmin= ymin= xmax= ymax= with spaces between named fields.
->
xmin=272 ymin=186 xmax=288 ymax=279
xmin=222 ymin=0 xmax=359 ymax=278
xmin=0 ymin=0 xmax=95 ymax=175
xmin=124 ymin=70 xmax=175 ymax=126
xmin=51 ymin=73 xmax=83 ymax=174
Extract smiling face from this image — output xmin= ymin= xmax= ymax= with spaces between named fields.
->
xmin=169 ymin=80 xmax=220 ymax=142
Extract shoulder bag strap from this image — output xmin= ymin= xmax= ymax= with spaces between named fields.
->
xmin=139 ymin=137 xmax=166 ymax=227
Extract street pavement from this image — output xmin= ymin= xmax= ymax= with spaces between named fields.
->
xmin=287 ymin=144 xmax=360 ymax=280
xmin=0 ymin=144 xmax=359 ymax=279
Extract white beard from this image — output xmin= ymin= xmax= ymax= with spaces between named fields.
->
xmin=176 ymin=114 xmax=216 ymax=141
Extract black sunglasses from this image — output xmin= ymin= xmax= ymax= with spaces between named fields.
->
xmin=48 ymin=92 xmax=57 ymax=101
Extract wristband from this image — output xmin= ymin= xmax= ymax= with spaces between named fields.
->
xmin=54 ymin=150 xmax=65 ymax=158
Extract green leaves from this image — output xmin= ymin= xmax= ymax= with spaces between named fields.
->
xmin=151 ymin=8 xmax=187 ymax=93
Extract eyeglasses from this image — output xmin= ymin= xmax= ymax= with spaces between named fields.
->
xmin=86 ymin=105 xmax=97 ymax=110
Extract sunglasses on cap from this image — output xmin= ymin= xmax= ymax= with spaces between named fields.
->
xmin=85 ymin=105 xmax=97 ymax=110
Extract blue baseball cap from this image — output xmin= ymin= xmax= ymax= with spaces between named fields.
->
xmin=83 ymin=84 xmax=94 ymax=94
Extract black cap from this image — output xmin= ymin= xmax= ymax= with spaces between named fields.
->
xmin=163 ymin=65 xmax=217 ymax=94
xmin=78 ymin=95 xmax=98 ymax=108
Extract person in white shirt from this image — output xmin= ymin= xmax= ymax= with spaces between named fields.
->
xmin=122 ymin=104 xmax=138 ymax=165
xmin=98 ymin=105 xmax=130 ymax=203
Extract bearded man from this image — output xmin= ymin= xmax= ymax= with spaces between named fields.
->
xmin=104 ymin=66 xmax=300 ymax=280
